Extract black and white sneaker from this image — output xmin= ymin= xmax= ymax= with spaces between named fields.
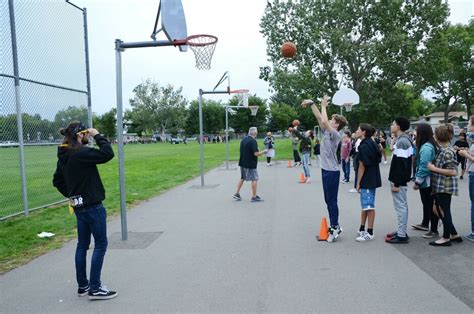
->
xmin=77 ymin=285 xmax=89 ymax=297
xmin=88 ymin=286 xmax=117 ymax=300
xmin=233 ymin=193 xmax=242 ymax=201
xmin=251 ymin=195 xmax=263 ymax=202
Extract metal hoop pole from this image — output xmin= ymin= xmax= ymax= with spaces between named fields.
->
xmin=198 ymin=90 xmax=205 ymax=186
xmin=115 ymin=39 xmax=128 ymax=240
xmin=225 ymin=106 xmax=229 ymax=170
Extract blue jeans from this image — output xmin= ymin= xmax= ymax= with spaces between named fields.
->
xmin=302 ymin=152 xmax=311 ymax=178
xmin=74 ymin=203 xmax=108 ymax=291
xmin=341 ymin=159 xmax=350 ymax=181
xmin=322 ymin=169 xmax=340 ymax=227
xmin=470 ymin=172 xmax=474 ymax=233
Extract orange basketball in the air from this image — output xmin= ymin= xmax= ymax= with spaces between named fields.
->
xmin=292 ymin=119 xmax=300 ymax=126
xmin=281 ymin=42 xmax=297 ymax=58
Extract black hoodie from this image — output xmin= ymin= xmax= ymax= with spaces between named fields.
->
xmin=52 ymin=134 xmax=114 ymax=208
xmin=358 ymin=137 xmax=382 ymax=189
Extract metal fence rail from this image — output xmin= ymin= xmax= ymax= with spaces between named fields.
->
xmin=0 ymin=0 xmax=91 ymax=220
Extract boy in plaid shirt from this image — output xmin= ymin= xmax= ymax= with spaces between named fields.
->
xmin=427 ymin=124 xmax=463 ymax=246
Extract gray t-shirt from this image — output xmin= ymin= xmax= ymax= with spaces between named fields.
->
xmin=321 ymin=128 xmax=341 ymax=171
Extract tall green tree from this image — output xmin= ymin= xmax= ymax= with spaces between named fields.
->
xmin=185 ymin=100 xmax=225 ymax=135
xmin=228 ymin=95 xmax=268 ymax=134
xmin=93 ymin=108 xmax=116 ymax=139
xmin=268 ymin=103 xmax=297 ymax=132
xmin=414 ymin=21 xmax=474 ymax=120
xmin=128 ymin=80 xmax=187 ymax=137
xmin=54 ymin=105 xmax=88 ymax=128
xmin=260 ymin=0 xmax=449 ymax=126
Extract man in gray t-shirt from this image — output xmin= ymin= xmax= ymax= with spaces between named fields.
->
xmin=302 ymin=96 xmax=347 ymax=242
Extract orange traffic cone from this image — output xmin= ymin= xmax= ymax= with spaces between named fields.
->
xmin=317 ymin=217 xmax=329 ymax=241
xmin=287 ymin=160 xmax=292 ymax=168
xmin=299 ymin=172 xmax=306 ymax=183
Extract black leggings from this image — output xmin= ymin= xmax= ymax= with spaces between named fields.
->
xmin=293 ymin=150 xmax=301 ymax=163
xmin=434 ymin=193 xmax=458 ymax=239
xmin=267 ymin=157 xmax=271 ymax=163
xmin=419 ymin=187 xmax=439 ymax=232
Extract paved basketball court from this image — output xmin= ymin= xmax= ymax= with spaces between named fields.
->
xmin=1 ymin=161 xmax=473 ymax=312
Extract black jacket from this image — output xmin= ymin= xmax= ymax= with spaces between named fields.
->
xmin=52 ymin=135 xmax=114 ymax=208
xmin=388 ymin=134 xmax=413 ymax=187
xmin=293 ymin=128 xmax=312 ymax=154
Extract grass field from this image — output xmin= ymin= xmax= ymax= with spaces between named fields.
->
xmin=0 ymin=139 xmax=293 ymax=274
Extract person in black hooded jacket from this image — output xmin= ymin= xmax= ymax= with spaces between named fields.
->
xmin=52 ymin=121 xmax=117 ymax=300
xmin=355 ymin=123 xmax=382 ymax=242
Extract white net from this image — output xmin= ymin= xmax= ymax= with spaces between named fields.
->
xmin=187 ymin=35 xmax=218 ymax=70
xmin=343 ymin=103 xmax=353 ymax=112
xmin=249 ymin=106 xmax=258 ymax=116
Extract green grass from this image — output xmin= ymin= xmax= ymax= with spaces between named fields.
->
xmin=0 ymin=139 xmax=293 ymax=274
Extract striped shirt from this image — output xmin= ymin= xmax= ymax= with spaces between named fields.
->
xmin=431 ymin=146 xmax=458 ymax=196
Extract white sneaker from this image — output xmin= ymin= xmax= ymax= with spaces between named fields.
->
xmin=356 ymin=230 xmax=365 ymax=237
xmin=383 ymin=161 xmax=387 ymax=164
xmin=340 ymin=179 xmax=346 ymax=184
xmin=327 ymin=226 xmax=343 ymax=243
xmin=348 ymin=188 xmax=358 ymax=193
xmin=356 ymin=232 xmax=374 ymax=242
xmin=305 ymin=178 xmax=311 ymax=184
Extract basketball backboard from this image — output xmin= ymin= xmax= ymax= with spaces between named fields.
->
xmin=161 ymin=0 xmax=188 ymax=52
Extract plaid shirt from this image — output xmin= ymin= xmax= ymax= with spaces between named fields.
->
xmin=431 ymin=146 xmax=458 ymax=196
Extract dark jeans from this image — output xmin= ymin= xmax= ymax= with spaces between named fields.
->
xmin=341 ymin=159 xmax=350 ymax=181
xmin=322 ymin=169 xmax=340 ymax=227
xmin=434 ymin=193 xmax=458 ymax=239
xmin=419 ymin=187 xmax=438 ymax=232
xmin=293 ymin=149 xmax=301 ymax=163
xmin=74 ymin=203 xmax=108 ymax=291
xmin=470 ymin=172 xmax=474 ymax=233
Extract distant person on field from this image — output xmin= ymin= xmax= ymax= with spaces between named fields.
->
xmin=291 ymin=132 xmax=301 ymax=166
xmin=313 ymin=138 xmax=321 ymax=167
xmin=289 ymin=127 xmax=314 ymax=183
xmin=264 ymin=132 xmax=275 ymax=166
xmin=355 ymin=123 xmax=382 ymax=242
xmin=301 ymin=95 xmax=348 ymax=242
xmin=233 ymin=127 xmax=268 ymax=202
xmin=340 ymin=131 xmax=352 ymax=183
xmin=454 ymin=132 xmax=469 ymax=179
xmin=52 ymin=121 xmax=117 ymax=300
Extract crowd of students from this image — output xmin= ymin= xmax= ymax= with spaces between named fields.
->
xmin=235 ymin=96 xmax=474 ymax=246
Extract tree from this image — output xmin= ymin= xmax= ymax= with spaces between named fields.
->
xmin=228 ymin=95 xmax=268 ymax=134
xmin=185 ymin=99 xmax=225 ymax=135
xmin=415 ymin=21 xmax=474 ymax=120
xmin=260 ymin=0 xmax=449 ymax=126
xmin=268 ymin=103 xmax=297 ymax=132
xmin=54 ymin=106 xmax=89 ymax=129
xmin=128 ymin=80 xmax=187 ymax=137
xmin=93 ymin=108 xmax=116 ymax=139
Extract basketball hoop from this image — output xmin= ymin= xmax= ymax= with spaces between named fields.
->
xmin=179 ymin=34 xmax=218 ymax=70
xmin=249 ymin=106 xmax=259 ymax=116
xmin=343 ymin=103 xmax=353 ymax=112
xmin=230 ymin=89 xmax=249 ymax=107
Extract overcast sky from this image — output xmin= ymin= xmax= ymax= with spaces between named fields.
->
xmin=76 ymin=0 xmax=473 ymax=115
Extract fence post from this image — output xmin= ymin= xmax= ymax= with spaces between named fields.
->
xmin=8 ymin=0 xmax=29 ymax=216
xmin=83 ymin=7 xmax=93 ymax=129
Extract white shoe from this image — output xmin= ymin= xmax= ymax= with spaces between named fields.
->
xmin=305 ymin=178 xmax=311 ymax=184
xmin=267 ymin=163 xmax=271 ymax=167
xmin=327 ymin=226 xmax=343 ymax=242
xmin=383 ymin=161 xmax=387 ymax=164
xmin=348 ymin=188 xmax=358 ymax=193
xmin=356 ymin=230 xmax=365 ymax=237
xmin=340 ymin=179 xmax=346 ymax=184
xmin=356 ymin=232 xmax=374 ymax=242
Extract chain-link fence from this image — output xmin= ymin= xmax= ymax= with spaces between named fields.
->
xmin=0 ymin=0 xmax=91 ymax=220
